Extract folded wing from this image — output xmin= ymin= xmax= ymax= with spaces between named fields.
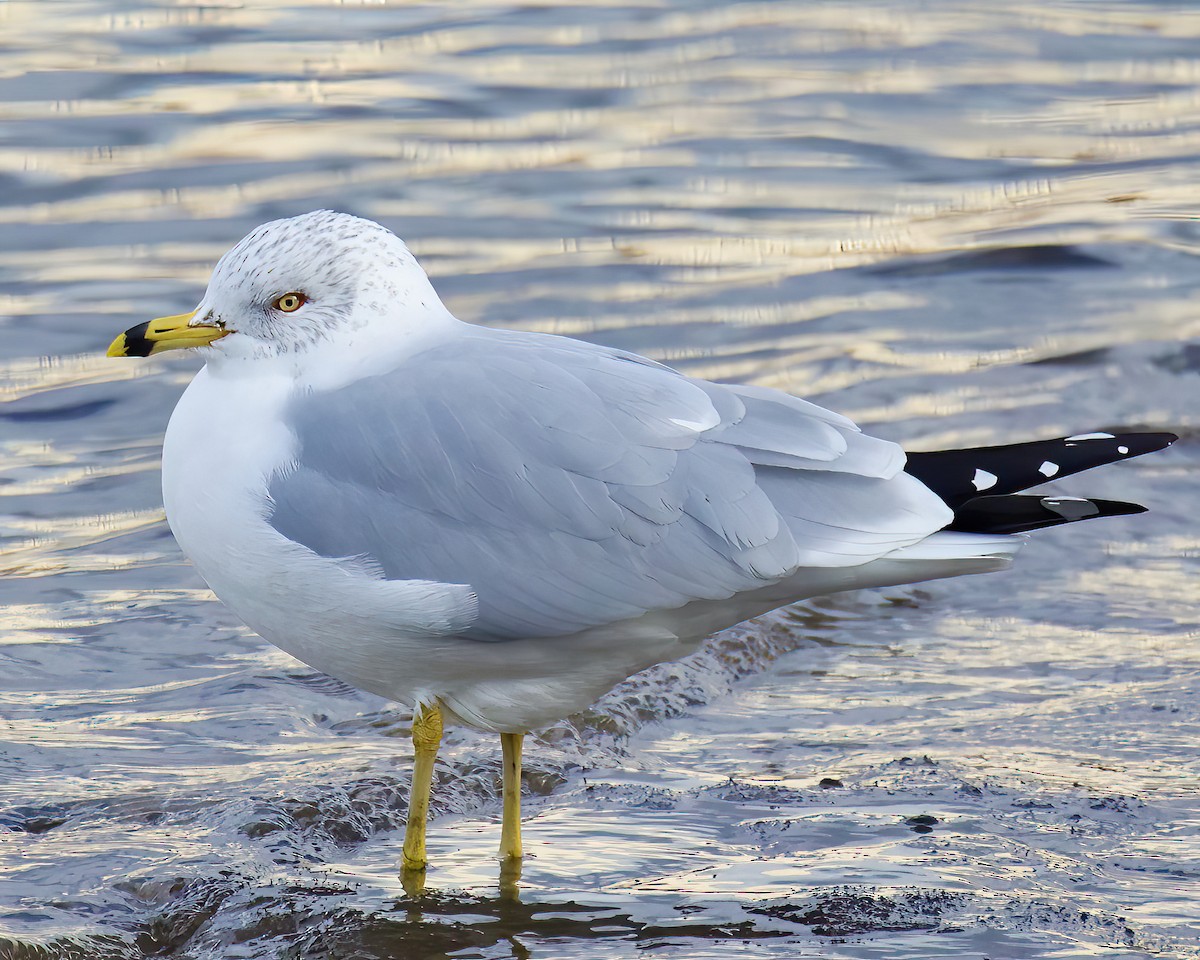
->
xmin=268 ymin=329 xmax=951 ymax=639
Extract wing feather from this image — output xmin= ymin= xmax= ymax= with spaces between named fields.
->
xmin=267 ymin=328 xmax=949 ymax=640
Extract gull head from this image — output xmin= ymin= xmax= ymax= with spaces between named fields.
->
xmin=108 ymin=211 xmax=448 ymax=362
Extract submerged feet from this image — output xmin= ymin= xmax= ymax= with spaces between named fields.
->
xmin=400 ymin=701 xmax=527 ymax=897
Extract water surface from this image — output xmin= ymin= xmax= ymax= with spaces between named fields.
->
xmin=1 ymin=2 xmax=1197 ymax=958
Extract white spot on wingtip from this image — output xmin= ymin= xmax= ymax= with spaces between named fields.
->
xmin=972 ymin=468 xmax=998 ymax=491
xmin=1065 ymin=432 xmax=1115 ymax=441
xmin=1039 ymin=460 xmax=1059 ymax=477
xmin=1041 ymin=496 xmax=1100 ymax=519
xmin=1118 ymin=445 xmax=1129 ymax=455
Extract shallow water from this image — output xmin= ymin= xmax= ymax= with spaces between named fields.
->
xmin=1 ymin=1 xmax=1198 ymax=957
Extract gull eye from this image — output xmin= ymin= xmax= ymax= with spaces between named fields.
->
xmin=273 ymin=292 xmax=307 ymax=313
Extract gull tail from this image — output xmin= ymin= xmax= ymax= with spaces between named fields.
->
xmin=904 ymin=431 xmax=1177 ymax=535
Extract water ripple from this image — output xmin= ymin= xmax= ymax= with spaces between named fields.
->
xmin=0 ymin=1 xmax=1197 ymax=957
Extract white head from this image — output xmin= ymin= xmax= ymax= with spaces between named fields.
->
xmin=108 ymin=211 xmax=452 ymax=362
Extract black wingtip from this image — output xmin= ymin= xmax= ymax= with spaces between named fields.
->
xmin=1045 ymin=430 xmax=1177 ymax=458
xmin=1143 ymin=431 xmax=1178 ymax=451
xmin=1101 ymin=431 xmax=1177 ymax=455
xmin=949 ymin=495 xmax=1150 ymax=535
xmin=906 ymin=430 xmax=1178 ymax=509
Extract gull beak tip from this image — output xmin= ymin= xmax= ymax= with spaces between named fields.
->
xmin=105 ymin=312 xmax=227 ymax=358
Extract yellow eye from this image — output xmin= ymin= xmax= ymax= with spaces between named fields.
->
xmin=274 ymin=292 xmax=307 ymax=313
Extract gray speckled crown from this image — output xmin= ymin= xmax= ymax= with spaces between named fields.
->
xmin=201 ymin=210 xmax=442 ymax=354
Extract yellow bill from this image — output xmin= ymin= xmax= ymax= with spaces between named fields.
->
xmin=107 ymin=310 xmax=229 ymax=357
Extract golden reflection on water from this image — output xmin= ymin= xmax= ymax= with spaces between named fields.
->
xmin=0 ymin=509 xmax=165 ymax=578
xmin=0 ymin=1 xmax=1197 ymax=955
xmin=2 ymin=1 xmax=1199 ymax=295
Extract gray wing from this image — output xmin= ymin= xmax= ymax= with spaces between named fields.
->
xmin=268 ymin=328 xmax=951 ymax=640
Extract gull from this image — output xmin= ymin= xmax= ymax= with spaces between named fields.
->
xmin=107 ymin=210 xmax=1175 ymax=889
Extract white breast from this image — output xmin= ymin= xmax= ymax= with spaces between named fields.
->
xmin=162 ymin=361 xmax=294 ymax=582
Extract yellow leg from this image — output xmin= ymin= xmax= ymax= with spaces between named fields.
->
xmin=401 ymin=701 xmax=443 ymax=881
xmin=499 ymin=732 xmax=524 ymax=862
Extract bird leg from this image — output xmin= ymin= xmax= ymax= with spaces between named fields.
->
xmin=401 ymin=701 xmax=443 ymax=880
xmin=499 ymin=732 xmax=524 ymax=862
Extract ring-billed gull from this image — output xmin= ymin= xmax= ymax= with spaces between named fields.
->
xmin=107 ymin=210 xmax=1175 ymax=887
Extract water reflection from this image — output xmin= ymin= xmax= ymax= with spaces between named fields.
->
xmin=1 ymin=0 xmax=1197 ymax=957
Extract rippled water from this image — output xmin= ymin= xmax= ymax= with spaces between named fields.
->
xmin=1 ymin=1 xmax=1198 ymax=958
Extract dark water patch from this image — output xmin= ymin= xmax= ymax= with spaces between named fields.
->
xmin=0 ymin=935 xmax=139 ymax=960
xmin=886 ymin=755 xmax=938 ymax=767
xmin=867 ymin=244 xmax=1116 ymax=278
xmin=0 ymin=804 xmax=72 ymax=835
xmin=0 ymin=398 xmax=116 ymax=423
xmin=279 ymin=882 xmax=355 ymax=897
xmin=751 ymin=888 xmax=965 ymax=937
xmin=237 ymin=777 xmax=412 ymax=847
xmin=991 ymin=899 xmax=1144 ymax=952
xmin=270 ymin=670 xmax=362 ymax=698
xmin=1011 ymin=797 xmax=1055 ymax=809
xmin=1153 ymin=342 xmax=1200 ymax=375
xmin=1084 ymin=795 xmax=1143 ymax=815
xmin=579 ymin=782 xmax=679 ymax=811
xmin=285 ymin=896 xmax=787 ymax=960
xmin=1 ymin=792 xmax=234 ymax=839
xmin=112 ymin=876 xmax=245 ymax=957
xmin=709 ymin=782 xmax=812 ymax=806
xmin=1025 ymin=346 xmax=1113 ymax=367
